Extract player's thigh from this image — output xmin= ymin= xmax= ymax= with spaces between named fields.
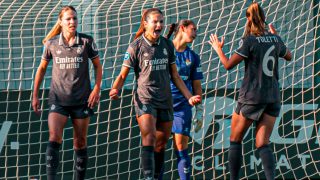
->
xmin=48 ymin=106 xmax=69 ymax=138
xmin=173 ymin=133 xmax=189 ymax=151
xmin=230 ymin=111 xmax=253 ymax=142
xmin=137 ymin=113 xmax=157 ymax=137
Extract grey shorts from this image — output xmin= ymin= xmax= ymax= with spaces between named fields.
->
xmin=235 ymin=102 xmax=281 ymax=121
xmin=135 ymin=103 xmax=173 ymax=122
xmin=49 ymin=103 xmax=94 ymax=119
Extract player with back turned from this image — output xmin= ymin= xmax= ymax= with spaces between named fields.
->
xmin=209 ymin=2 xmax=292 ymax=180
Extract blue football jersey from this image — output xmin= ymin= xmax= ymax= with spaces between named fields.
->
xmin=171 ymin=46 xmax=203 ymax=108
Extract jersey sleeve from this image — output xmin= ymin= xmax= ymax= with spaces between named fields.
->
xmin=122 ymin=45 xmax=137 ymax=69
xmin=278 ymin=37 xmax=288 ymax=58
xmin=41 ymin=41 xmax=52 ymax=61
xmin=190 ymin=52 xmax=204 ymax=80
xmin=88 ymin=37 xmax=99 ymax=59
xmin=235 ymin=37 xmax=250 ymax=58
xmin=167 ymin=40 xmax=176 ymax=65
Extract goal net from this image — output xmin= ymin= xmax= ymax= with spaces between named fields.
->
xmin=0 ymin=0 xmax=319 ymax=179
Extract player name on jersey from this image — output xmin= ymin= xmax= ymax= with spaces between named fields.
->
xmin=256 ymin=36 xmax=279 ymax=43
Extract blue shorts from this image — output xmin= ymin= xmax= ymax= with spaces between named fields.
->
xmin=172 ymin=104 xmax=192 ymax=136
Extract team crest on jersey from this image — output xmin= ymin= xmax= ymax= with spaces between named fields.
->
xmin=50 ymin=104 xmax=56 ymax=110
xmin=124 ymin=52 xmax=130 ymax=61
xmin=144 ymin=52 xmax=149 ymax=57
xmin=163 ymin=48 xmax=168 ymax=55
xmin=185 ymin=59 xmax=191 ymax=66
xmin=77 ymin=46 xmax=83 ymax=54
xmin=56 ymin=49 xmax=62 ymax=55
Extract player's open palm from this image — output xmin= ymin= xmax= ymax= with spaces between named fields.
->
xmin=209 ymin=34 xmax=224 ymax=52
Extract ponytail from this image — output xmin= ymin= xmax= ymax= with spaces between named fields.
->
xmin=244 ymin=2 xmax=266 ymax=37
xmin=165 ymin=23 xmax=177 ymax=39
xmin=165 ymin=19 xmax=195 ymax=40
xmin=134 ymin=8 xmax=163 ymax=40
xmin=42 ymin=6 xmax=77 ymax=44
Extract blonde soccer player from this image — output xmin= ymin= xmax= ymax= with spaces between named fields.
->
xmin=32 ymin=6 xmax=102 ymax=180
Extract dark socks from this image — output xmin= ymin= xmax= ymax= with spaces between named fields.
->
xmin=228 ymin=141 xmax=242 ymax=180
xmin=46 ymin=141 xmax=61 ymax=180
xmin=141 ymin=146 xmax=155 ymax=179
xmin=154 ymin=151 xmax=165 ymax=180
xmin=75 ymin=148 xmax=88 ymax=180
xmin=175 ymin=149 xmax=191 ymax=180
xmin=258 ymin=145 xmax=275 ymax=180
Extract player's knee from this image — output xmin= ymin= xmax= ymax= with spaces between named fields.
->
xmin=230 ymin=134 xmax=243 ymax=143
xmin=49 ymin=133 xmax=63 ymax=144
xmin=255 ymin=140 xmax=269 ymax=149
xmin=73 ymin=137 xmax=87 ymax=149
xmin=143 ymin=132 xmax=156 ymax=145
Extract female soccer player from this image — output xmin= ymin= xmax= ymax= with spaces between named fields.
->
xmin=209 ymin=2 xmax=292 ymax=180
xmin=32 ymin=6 xmax=102 ymax=180
xmin=166 ymin=20 xmax=203 ymax=180
xmin=109 ymin=8 xmax=201 ymax=180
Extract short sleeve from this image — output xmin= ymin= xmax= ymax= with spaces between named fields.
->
xmin=41 ymin=41 xmax=52 ymax=61
xmin=190 ymin=52 xmax=204 ymax=80
xmin=88 ymin=37 xmax=99 ymax=59
xmin=235 ymin=37 xmax=250 ymax=58
xmin=278 ymin=38 xmax=288 ymax=58
xmin=167 ymin=40 xmax=176 ymax=65
xmin=122 ymin=45 xmax=137 ymax=68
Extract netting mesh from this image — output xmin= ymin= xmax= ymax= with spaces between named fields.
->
xmin=0 ymin=0 xmax=319 ymax=179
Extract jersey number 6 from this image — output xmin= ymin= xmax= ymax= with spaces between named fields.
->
xmin=262 ymin=45 xmax=275 ymax=77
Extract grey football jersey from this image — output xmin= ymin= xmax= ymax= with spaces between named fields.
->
xmin=42 ymin=32 xmax=99 ymax=106
xmin=123 ymin=35 xmax=176 ymax=109
xmin=235 ymin=32 xmax=287 ymax=104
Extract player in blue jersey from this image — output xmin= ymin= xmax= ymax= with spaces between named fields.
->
xmin=209 ymin=2 xmax=292 ymax=180
xmin=165 ymin=20 xmax=203 ymax=180
xmin=109 ymin=8 xmax=201 ymax=180
xmin=32 ymin=6 xmax=102 ymax=180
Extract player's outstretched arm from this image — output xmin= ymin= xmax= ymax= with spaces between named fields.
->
xmin=32 ymin=60 xmax=49 ymax=115
xmin=268 ymin=24 xmax=292 ymax=61
xmin=170 ymin=64 xmax=201 ymax=106
xmin=209 ymin=34 xmax=243 ymax=70
xmin=88 ymin=57 xmax=102 ymax=108
xmin=109 ymin=66 xmax=130 ymax=100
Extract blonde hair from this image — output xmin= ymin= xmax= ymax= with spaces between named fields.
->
xmin=244 ymin=2 xmax=266 ymax=37
xmin=42 ymin=6 xmax=77 ymax=44
xmin=134 ymin=8 xmax=163 ymax=40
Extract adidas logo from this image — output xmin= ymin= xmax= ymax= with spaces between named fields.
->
xmin=56 ymin=50 xmax=62 ymax=55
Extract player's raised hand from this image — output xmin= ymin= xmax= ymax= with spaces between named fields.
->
xmin=209 ymin=34 xmax=224 ymax=52
xmin=188 ymin=95 xmax=201 ymax=106
xmin=109 ymin=88 xmax=119 ymax=100
xmin=268 ymin=24 xmax=278 ymax=35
